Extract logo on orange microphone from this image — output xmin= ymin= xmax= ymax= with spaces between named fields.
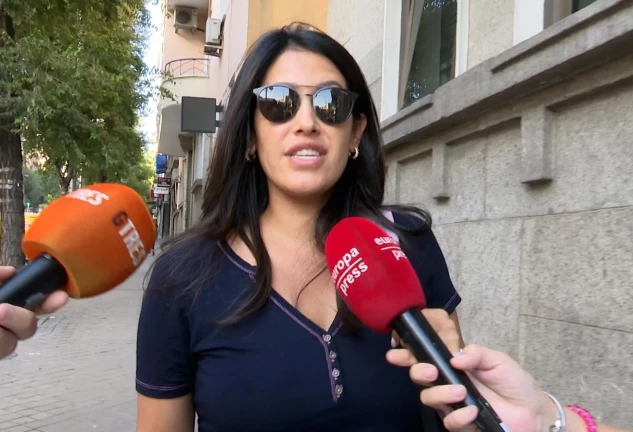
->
xmin=330 ymin=247 xmax=369 ymax=296
xmin=112 ymin=211 xmax=147 ymax=267
xmin=66 ymin=189 xmax=110 ymax=206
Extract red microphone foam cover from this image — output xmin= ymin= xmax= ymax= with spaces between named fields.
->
xmin=22 ymin=183 xmax=156 ymax=299
xmin=324 ymin=217 xmax=426 ymax=333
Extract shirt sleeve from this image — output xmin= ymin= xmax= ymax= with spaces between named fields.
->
xmin=135 ymin=260 xmax=196 ymax=399
xmin=393 ymin=211 xmax=462 ymax=314
xmin=417 ymin=229 xmax=461 ymax=313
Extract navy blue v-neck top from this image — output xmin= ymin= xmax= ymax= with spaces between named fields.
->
xmin=136 ymin=211 xmax=461 ymax=432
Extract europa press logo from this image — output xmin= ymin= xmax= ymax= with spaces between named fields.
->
xmin=330 ymin=247 xmax=368 ymax=296
xmin=373 ymin=235 xmax=407 ymax=261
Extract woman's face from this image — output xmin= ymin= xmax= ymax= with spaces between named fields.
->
xmin=251 ymin=49 xmax=367 ymax=204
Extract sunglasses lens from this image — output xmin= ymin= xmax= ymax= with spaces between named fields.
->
xmin=256 ymin=86 xmax=299 ymax=123
xmin=313 ymin=88 xmax=355 ymax=124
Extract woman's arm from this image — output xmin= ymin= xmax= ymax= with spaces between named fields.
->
xmin=137 ymin=394 xmax=195 ymax=432
xmin=136 ymin=253 xmax=198 ymax=432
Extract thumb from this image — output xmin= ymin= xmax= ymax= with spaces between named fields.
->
xmin=0 ymin=303 xmax=38 ymax=340
xmin=0 ymin=266 xmax=16 ymax=279
xmin=450 ymin=344 xmax=510 ymax=373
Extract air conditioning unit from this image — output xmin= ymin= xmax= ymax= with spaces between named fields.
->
xmin=173 ymin=7 xmax=197 ymax=32
xmin=204 ymin=17 xmax=224 ymax=57
xmin=205 ymin=17 xmax=222 ymax=46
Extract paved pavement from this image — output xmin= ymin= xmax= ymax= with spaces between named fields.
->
xmin=0 ymin=257 xmax=155 ymax=432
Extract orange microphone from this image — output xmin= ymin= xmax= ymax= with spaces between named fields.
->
xmin=0 ymin=183 xmax=156 ymax=308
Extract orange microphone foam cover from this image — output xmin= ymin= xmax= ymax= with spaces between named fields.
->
xmin=21 ymin=183 xmax=156 ymax=299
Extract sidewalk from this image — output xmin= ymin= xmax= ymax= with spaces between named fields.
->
xmin=0 ymin=257 xmax=156 ymax=432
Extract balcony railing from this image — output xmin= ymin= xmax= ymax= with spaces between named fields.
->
xmin=164 ymin=58 xmax=209 ymax=78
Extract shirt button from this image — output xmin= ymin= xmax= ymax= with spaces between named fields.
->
xmin=332 ymin=368 xmax=340 ymax=378
xmin=335 ymin=385 xmax=343 ymax=396
xmin=323 ymin=334 xmax=332 ymax=343
xmin=329 ymin=351 xmax=337 ymax=361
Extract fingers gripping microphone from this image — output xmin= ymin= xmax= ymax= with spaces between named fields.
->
xmin=0 ymin=184 xmax=156 ymax=308
xmin=324 ymin=217 xmax=510 ymax=432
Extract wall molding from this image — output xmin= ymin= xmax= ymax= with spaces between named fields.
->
xmin=431 ymin=143 xmax=449 ymax=201
xmin=520 ymin=107 xmax=553 ymax=185
xmin=386 ymin=49 xmax=633 ymax=199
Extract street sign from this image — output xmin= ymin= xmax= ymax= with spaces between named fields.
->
xmin=153 ymin=177 xmax=171 ymax=195
xmin=153 ymin=185 xmax=169 ymax=195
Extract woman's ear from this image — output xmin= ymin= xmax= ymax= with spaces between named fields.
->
xmin=350 ymin=114 xmax=367 ymax=152
xmin=248 ymin=135 xmax=258 ymax=156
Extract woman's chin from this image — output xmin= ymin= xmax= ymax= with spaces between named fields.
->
xmin=273 ymin=182 xmax=335 ymax=203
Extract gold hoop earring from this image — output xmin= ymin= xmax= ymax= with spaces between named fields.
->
xmin=350 ymin=147 xmax=359 ymax=160
xmin=245 ymin=150 xmax=257 ymax=162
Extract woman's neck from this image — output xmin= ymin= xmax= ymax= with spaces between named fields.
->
xmin=261 ymin=190 xmax=328 ymax=244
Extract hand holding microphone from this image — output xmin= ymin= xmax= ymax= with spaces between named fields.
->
xmin=324 ymin=217 xmax=510 ymax=432
xmin=0 ymin=267 xmax=69 ymax=358
xmin=0 ymin=183 xmax=156 ymax=359
xmin=389 ymin=344 xmax=631 ymax=432
xmin=387 ymin=334 xmax=546 ymax=432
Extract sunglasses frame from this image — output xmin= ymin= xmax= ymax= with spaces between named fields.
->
xmin=252 ymin=84 xmax=360 ymax=125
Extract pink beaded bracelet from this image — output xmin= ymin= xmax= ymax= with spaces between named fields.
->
xmin=566 ymin=405 xmax=598 ymax=432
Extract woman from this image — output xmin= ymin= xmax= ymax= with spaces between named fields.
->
xmin=136 ymin=23 xmax=464 ymax=431
xmin=388 ymin=343 xmax=631 ymax=432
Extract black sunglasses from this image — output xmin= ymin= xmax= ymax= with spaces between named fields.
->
xmin=252 ymin=84 xmax=359 ymax=125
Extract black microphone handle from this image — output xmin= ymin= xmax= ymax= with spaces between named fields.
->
xmin=0 ymin=254 xmax=68 ymax=308
xmin=391 ymin=308 xmax=511 ymax=432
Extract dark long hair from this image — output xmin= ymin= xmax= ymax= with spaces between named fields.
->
xmin=149 ymin=23 xmax=431 ymax=331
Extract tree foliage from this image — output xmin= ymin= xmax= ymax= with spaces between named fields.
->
xmin=23 ymin=164 xmax=62 ymax=210
xmin=123 ymin=151 xmax=156 ymax=207
xmin=0 ymin=0 xmax=160 ymax=193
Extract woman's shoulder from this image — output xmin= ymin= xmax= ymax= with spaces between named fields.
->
xmin=141 ymin=235 xmax=256 ymax=326
xmin=145 ymin=235 xmax=254 ymax=301
xmin=382 ymin=206 xmax=431 ymax=233
xmin=381 ymin=206 xmax=441 ymax=262
xmin=382 ymin=207 xmax=461 ymax=312
xmin=148 ymin=236 xmax=217 ymax=287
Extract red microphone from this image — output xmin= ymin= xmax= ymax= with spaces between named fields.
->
xmin=324 ymin=217 xmax=510 ymax=432
xmin=0 ymin=184 xmax=156 ymax=308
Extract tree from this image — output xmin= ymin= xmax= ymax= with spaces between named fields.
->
xmin=0 ymin=8 xmax=25 ymax=266
xmin=22 ymin=166 xmax=43 ymax=211
xmin=0 ymin=0 xmax=160 ymax=266
xmin=123 ymin=150 xmax=156 ymax=207
xmin=23 ymin=164 xmax=61 ymax=210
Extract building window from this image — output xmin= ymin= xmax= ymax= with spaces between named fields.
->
xmin=381 ymin=0 xmax=467 ymax=120
xmin=543 ymin=0 xmax=600 ymax=29
xmin=572 ymin=0 xmax=598 ymax=12
xmin=401 ymin=0 xmax=458 ymax=109
xmin=194 ymin=133 xmax=206 ymax=181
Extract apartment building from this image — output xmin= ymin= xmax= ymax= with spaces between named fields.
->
xmin=153 ymin=0 xmax=329 ymax=237
xmin=326 ymin=0 xmax=632 ymax=427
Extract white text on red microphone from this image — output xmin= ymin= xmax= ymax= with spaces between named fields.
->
xmin=374 ymin=236 xmax=407 ymax=261
xmin=331 ymin=247 xmax=368 ymax=296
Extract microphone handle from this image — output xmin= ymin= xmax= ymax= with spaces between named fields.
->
xmin=0 ymin=254 xmax=68 ymax=308
xmin=392 ymin=308 xmax=511 ymax=432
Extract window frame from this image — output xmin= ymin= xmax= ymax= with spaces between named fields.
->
xmin=516 ymin=0 xmax=599 ymax=46
xmin=381 ymin=0 xmax=469 ymax=121
xmin=194 ymin=132 xmax=207 ymax=182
